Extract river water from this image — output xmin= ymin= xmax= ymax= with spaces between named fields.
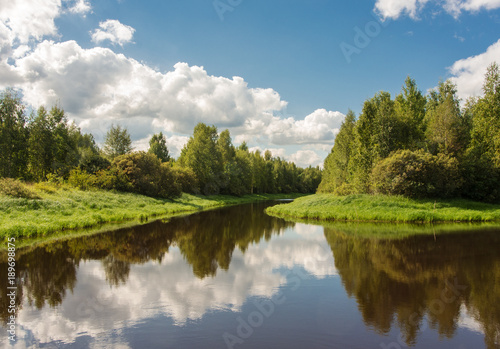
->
xmin=1 ymin=201 xmax=499 ymax=348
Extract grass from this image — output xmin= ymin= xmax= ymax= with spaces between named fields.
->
xmin=265 ymin=194 xmax=500 ymax=223
xmin=0 ymin=181 xmax=305 ymax=240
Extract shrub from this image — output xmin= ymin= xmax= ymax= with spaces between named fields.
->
xmin=33 ymin=182 xmax=58 ymax=193
xmin=0 ymin=178 xmax=40 ymax=199
xmin=171 ymin=166 xmax=199 ymax=194
xmin=68 ymin=168 xmax=96 ymax=190
xmin=93 ymin=168 xmax=130 ymax=191
xmin=112 ymin=152 xmax=181 ymax=198
xmin=371 ymin=150 xmax=462 ymax=198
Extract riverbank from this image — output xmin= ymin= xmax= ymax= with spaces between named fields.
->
xmin=265 ymin=194 xmax=500 ymax=223
xmin=0 ymin=182 xmax=305 ymax=239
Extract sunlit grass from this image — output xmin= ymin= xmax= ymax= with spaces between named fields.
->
xmin=265 ymin=194 xmax=500 ymax=223
xmin=0 ymin=182 xmax=304 ymax=239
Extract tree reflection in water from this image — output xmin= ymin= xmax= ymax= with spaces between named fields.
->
xmin=324 ymin=227 xmax=500 ymax=349
xmin=0 ymin=202 xmax=293 ymax=322
xmin=0 ymin=204 xmax=499 ymax=349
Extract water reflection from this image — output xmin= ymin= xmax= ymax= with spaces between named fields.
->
xmin=0 ymin=202 xmax=336 ymax=347
xmin=324 ymin=226 xmax=500 ymax=349
xmin=0 ymin=203 xmax=498 ymax=348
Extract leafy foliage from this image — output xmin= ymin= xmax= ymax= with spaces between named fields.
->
xmin=103 ymin=124 xmax=133 ymax=160
xmin=148 ymin=132 xmax=170 ymax=162
xmin=0 ymin=178 xmax=40 ymax=199
xmin=371 ymin=150 xmax=462 ymax=198
xmin=319 ymin=63 xmax=500 ymax=202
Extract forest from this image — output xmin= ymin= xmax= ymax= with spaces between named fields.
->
xmin=319 ymin=62 xmax=500 ymax=202
xmin=0 ymin=93 xmax=322 ymax=198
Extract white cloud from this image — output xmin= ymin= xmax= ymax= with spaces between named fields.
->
xmin=0 ymin=0 xmax=61 ymax=44
xmin=7 ymin=39 xmax=341 ymax=155
xmin=289 ymin=150 xmax=324 ymax=168
xmin=91 ymin=19 xmax=135 ymax=46
xmin=375 ymin=0 xmax=430 ymax=19
xmin=67 ymin=0 xmax=92 ymax=16
xmin=448 ymin=38 xmax=500 ymax=100
xmin=375 ymin=0 xmax=500 ymax=19
xmin=0 ymin=4 xmax=342 ymax=169
xmin=263 ymin=109 xmax=344 ymax=145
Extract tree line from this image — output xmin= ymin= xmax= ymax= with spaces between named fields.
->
xmin=0 ymin=90 xmax=321 ymax=198
xmin=319 ymin=62 xmax=500 ymax=202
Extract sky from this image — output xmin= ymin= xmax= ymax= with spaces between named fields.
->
xmin=0 ymin=0 xmax=499 ymax=167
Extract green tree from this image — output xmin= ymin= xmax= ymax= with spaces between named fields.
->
xmin=469 ymin=62 xmax=500 ymax=165
xmin=318 ymin=110 xmax=356 ymax=194
xmin=148 ymin=132 xmax=170 ymax=163
xmin=425 ymin=80 xmax=468 ymax=156
xmin=178 ymin=123 xmax=223 ymax=195
xmin=394 ymin=76 xmax=427 ymax=149
xmin=103 ymin=125 xmax=133 ymax=160
xmin=0 ymin=89 xmax=28 ymax=179
xmin=28 ymin=107 xmax=54 ymax=181
xmin=461 ymin=62 xmax=500 ymax=202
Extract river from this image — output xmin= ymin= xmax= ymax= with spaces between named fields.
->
xmin=1 ymin=201 xmax=499 ymax=348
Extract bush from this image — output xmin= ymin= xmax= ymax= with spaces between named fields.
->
xmin=33 ymin=182 xmax=58 ymax=193
xmin=371 ymin=150 xmax=462 ymax=198
xmin=112 ymin=152 xmax=181 ymax=198
xmin=0 ymin=178 xmax=40 ymax=199
xmin=68 ymin=168 xmax=96 ymax=190
xmin=171 ymin=166 xmax=199 ymax=194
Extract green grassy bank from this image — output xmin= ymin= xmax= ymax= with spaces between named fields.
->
xmin=265 ymin=194 xmax=500 ymax=223
xmin=0 ymin=182 xmax=304 ymax=239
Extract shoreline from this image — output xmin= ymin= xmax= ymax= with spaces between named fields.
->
xmin=0 ymin=184 xmax=306 ymax=243
xmin=265 ymin=194 xmax=500 ymax=223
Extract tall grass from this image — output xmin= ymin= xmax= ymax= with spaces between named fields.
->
xmin=265 ymin=194 xmax=500 ymax=223
xmin=0 ymin=181 xmax=303 ymax=239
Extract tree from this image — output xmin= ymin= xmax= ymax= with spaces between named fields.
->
xmin=27 ymin=105 xmax=82 ymax=180
xmin=28 ymin=107 xmax=54 ymax=181
xmin=148 ymin=132 xmax=170 ymax=163
xmin=0 ymin=89 xmax=28 ymax=179
xmin=394 ymin=76 xmax=427 ymax=149
xmin=469 ymin=62 xmax=500 ymax=165
xmin=103 ymin=125 xmax=133 ymax=160
xmin=425 ymin=81 xmax=468 ymax=156
xmin=178 ymin=123 xmax=223 ymax=195
xmin=318 ymin=110 xmax=356 ymax=194
xmin=217 ymin=130 xmax=236 ymax=165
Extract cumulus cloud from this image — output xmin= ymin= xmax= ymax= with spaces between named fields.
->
xmin=5 ymin=39 xmax=341 ymax=159
xmin=448 ymin=38 xmax=500 ymax=100
xmin=375 ymin=0 xmax=500 ymax=19
xmin=0 ymin=1 xmax=342 ymax=167
xmin=289 ymin=150 xmax=324 ymax=168
xmin=91 ymin=19 xmax=136 ymax=46
xmin=67 ymin=0 xmax=92 ymax=15
xmin=263 ymin=109 xmax=344 ymax=145
xmin=0 ymin=0 xmax=61 ymax=44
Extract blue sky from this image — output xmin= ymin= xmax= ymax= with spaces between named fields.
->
xmin=1 ymin=0 xmax=499 ymax=166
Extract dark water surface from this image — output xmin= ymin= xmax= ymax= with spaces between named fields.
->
xmin=1 ymin=202 xmax=499 ymax=348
